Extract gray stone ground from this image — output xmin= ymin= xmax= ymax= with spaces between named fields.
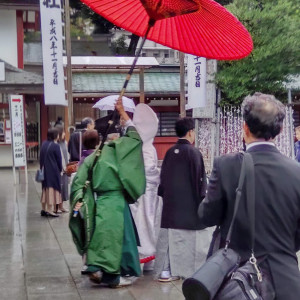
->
xmin=0 ymin=168 xmax=184 ymax=300
xmin=1 ymin=166 xmax=299 ymax=300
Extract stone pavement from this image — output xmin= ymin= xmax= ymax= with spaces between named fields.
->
xmin=0 ymin=168 xmax=185 ymax=300
xmin=1 ymin=167 xmax=300 ymax=300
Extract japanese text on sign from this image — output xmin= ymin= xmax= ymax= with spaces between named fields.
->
xmin=40 ymin=0 xmax=67 ymax=106
xmin=10 ymin=95 xmax=26 ymax=167
xmin=194 ymin=56 xmax=202 ymax=88
xmin=42 ymin=0 xmax=60 ymax=8
xmin=186 ymin=55 xmax=207 ymax=109
xmin=50 ymin=19 xmax=58 ymax=85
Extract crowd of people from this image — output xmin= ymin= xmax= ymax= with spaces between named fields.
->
xmin=38 ymin=93 xmax=300 ymax=298
xmin=39 ymin=117 xmax=96 ymax=217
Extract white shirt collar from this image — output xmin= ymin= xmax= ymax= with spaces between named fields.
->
xmin=246 ymin=141 xmax=276 ymax=151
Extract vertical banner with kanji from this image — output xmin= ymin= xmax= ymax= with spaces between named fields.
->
xmin=186 ymin=55 xmax=207 ymax=109
xmin=10 ymin=95 xmax=26 ymax=167
xmin=40 ymin=0 xmax=67 ymax=106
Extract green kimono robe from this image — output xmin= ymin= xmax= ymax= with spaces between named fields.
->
xmin=69 ymin=126 xmax=146 ymax=279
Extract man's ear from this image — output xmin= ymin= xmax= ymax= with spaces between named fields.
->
xmin=243 ymin=121 xmax=251 ymax=143
xmin=243 ymin=122 xmax=250 ymax=137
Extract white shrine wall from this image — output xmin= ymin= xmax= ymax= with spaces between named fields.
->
xmin=0 ymin=10 xmax=18 ymax=67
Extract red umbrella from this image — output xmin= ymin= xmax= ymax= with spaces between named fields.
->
xmin=81 ymin=0 xmax=253 ymax=60
xmin=77 ymin=0 xmax=253 ymax=152
xmin=72 ymin=0 xmax=253 ymax=217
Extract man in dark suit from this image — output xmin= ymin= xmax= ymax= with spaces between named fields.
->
xmin=154 ymin=117 xmax=209 ymax=281
xmin=198 ymin=93 xmax=300 ymax=300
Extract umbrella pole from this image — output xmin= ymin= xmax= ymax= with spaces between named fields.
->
xmin=118 ymin=20 xmax=155 ymax=100
xmin=95 ymin=20 xmax=156 ymax=154
xmin=99 ymin=20 xmax=155 ymax=150
xmin=73 ymin=22 xmax=156 ymax=217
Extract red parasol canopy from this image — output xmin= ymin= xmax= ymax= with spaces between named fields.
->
xmin=80 ymin=0 xmax=253 ymax=60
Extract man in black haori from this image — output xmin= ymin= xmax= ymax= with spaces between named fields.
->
xmin=154 ymin=117 xmax=210 ymax=281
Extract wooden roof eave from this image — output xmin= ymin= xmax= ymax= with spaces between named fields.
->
xmin=0 ymin=4 xmax=39 ymax=11
xmin=0 ymin=84 xmax=44 ymax=94
xmin=72 ymin=92 xmax=179 ymax=98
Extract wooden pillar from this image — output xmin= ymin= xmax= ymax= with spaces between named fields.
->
xmin=64 ymin=0 xmax=73 ymax=141
xmin=35 ymin=11 xmax=40 ymax=31
xmin=40 ymin=96 xmax=48 ymax=142
xmin=139 ymin=67 xmax=145 ymax=103
xmin=16 ymin=10 xmax=24 ymax=69
xmin=179 ymin=52 xmax=186 ymax=118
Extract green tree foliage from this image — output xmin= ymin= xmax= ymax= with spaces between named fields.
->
xmin=111 ymin=34 xmax=128 ymax=55
xmin=216 ymin=0 xmax=300 ymax=105
xmin=69 ymin=0 xmax=138 ymax=55
xmin=69 ymin=0 xmax=115 ymax=34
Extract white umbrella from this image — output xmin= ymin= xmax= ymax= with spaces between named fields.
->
xmin=93 ymin=95 xmax=136 ymax=113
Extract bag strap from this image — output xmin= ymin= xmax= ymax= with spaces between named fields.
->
xmin=81 ymin=147 xmax=101 ymax=199
xmin=80 ymin=115 xmax=119 ymax=198
xmin=224 ymin=152 xmax=261 ymax=279
xmin=225 ymin=153 xmax=248 ymax=248
xmin=72 ymin=145 xmax=102 ymax=217
xmin=244 ymin=153 xmax=263 ymax=280
xmin=244 ymin=153 xmax=255 ymax=252
xmin=42 ymin=142 xmax=53 ymax=169
xmin=79 ymin=113 xmax=120 ymax=200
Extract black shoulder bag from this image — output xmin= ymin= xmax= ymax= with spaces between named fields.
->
xmin=182 ymin=153 xmax=275 ymax=300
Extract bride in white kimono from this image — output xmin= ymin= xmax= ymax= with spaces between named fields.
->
xmin=130 ymin=104 xmax=162 ymax=270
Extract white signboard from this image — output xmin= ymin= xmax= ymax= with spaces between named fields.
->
xmin=0 ymin=62 xmax=5 ymax=82
xmin=186 ymin=55 xmax=206 ymax=110
xmin=193 ymin=59 xmax=217 ymax=119
xmin=40 ymin=0 xmax=67 ymax=106
xmin=10 ymin=95 xmax=26 ymax=167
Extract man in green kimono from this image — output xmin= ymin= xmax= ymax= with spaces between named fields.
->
xmin=69 ymin=100 xmax=146 ymax=288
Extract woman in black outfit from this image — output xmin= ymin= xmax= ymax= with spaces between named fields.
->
xmin=39 ymin=128 xmax=62 ymax=217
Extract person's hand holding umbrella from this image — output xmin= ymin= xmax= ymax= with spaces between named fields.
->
xmin=115 ymin=97 xmax=130 ymax=123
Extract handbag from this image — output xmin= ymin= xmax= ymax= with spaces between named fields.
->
xmin=35 ymin=142 xmax=52 ymax=183
xmin=35 ymin=168 xmax=44 ymax=182
xmin=214 ymin=258 xmax=275 ymax=300
xmin=65 ymin=161 xmax=79 ymax=177
xmin=182 ymin=248 xmax=240 ymax=300
xmin=182 ymin=153 xmax=275 ymax=300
